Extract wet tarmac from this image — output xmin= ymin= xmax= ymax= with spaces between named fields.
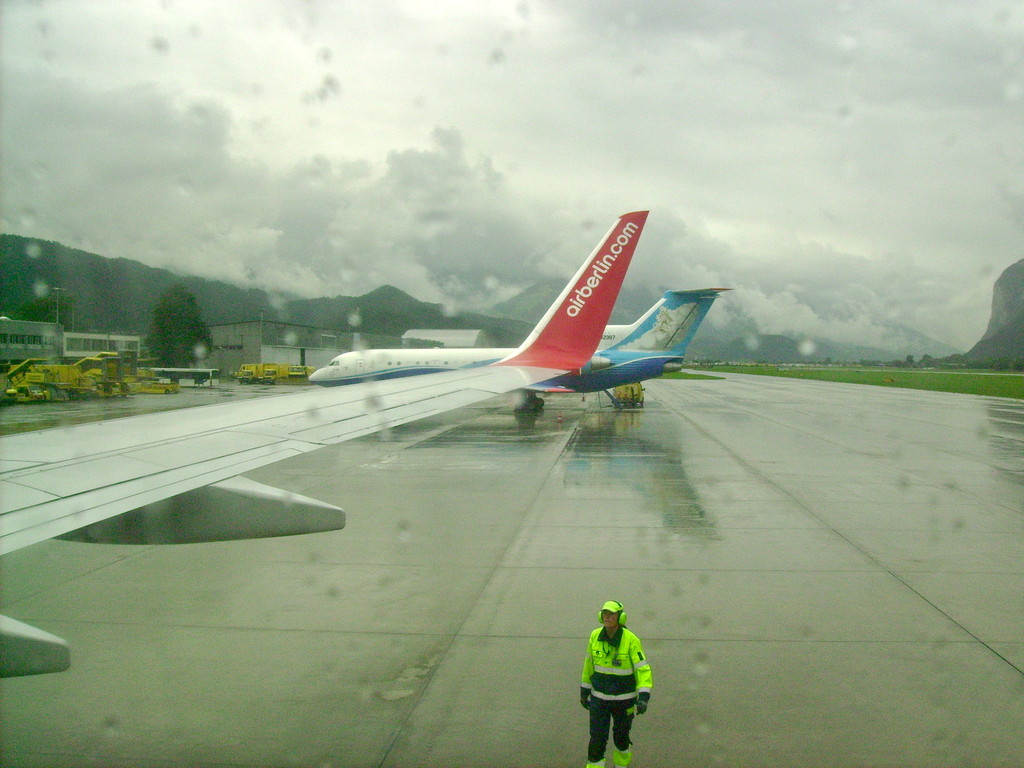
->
xmin=1 ymin=374 xmax=1023 ymax=767
xmin=0 ymin=381 xmax=292 ymax=434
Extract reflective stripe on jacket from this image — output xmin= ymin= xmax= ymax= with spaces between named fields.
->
xmin=581 ymin=627 xmax=652 ymax=701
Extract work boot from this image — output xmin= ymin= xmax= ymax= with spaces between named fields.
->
xmin=613 ymin=749 xmax=632 ymax=766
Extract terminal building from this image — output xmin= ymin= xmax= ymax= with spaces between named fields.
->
xmin=0 ymin=318 xmax=143 ymax=366
xmin=0 ymin=318 xmax=62 ymax=365
xmin=401 ymin=329 xmax=495 ymax=348
xmin=207 ymin=322 xmax=491 ymax=377
xmin=63 ymin=331 xmax=141 ymax=359
xmin=2 ymin=316 xmax=488 ymax=377
xmin=207 ymin=320 xmax=403 ymax=377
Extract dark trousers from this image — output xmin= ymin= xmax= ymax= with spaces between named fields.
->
xmin=588 ymin=697 xmax=634 ymax=762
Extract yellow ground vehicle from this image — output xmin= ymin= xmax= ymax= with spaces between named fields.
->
xmin=130 ymin=370 xmax=180 ymax=394
xmin=234 ymin=362 xmax=313 ymax=382
xmin=233 ymin=363 xmax=314 ymax=384
xmin=260 ymin=363 xmax=293 ymax=383
xmin=2 ymin=353 xmax=131 ymax=402
xmin=285 ymin=365 xmax=316 ymax=383
xmin=611 ymin=382 xmax=645 ymax=409
xmin=233 ymin=363 xmax=269 ymax=384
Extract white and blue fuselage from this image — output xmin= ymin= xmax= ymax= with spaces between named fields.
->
xmin=308 ymin=289 xmax=726 ymax=393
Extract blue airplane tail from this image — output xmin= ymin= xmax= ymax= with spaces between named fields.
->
xmin=604 ymin=289 xmax=726 ymax=355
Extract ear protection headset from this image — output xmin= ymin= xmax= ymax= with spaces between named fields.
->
xmin=598 ymin=600 xmax=628 ymax=625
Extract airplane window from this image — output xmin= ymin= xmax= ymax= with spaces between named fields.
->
xmin=3 ymin=3 xmax=1021 ymax=766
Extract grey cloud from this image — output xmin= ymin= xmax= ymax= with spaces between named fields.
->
xmin=317 ymin=127 xmax=553 ymax=308
xmin=3 ymin=73 xmax=267 ymax=258
xmin=3 ymin=1 xmax=1019 ymax=351
xmin=0 ymin=68 xmax=575 ymax=308
xmin=0 ymin=68 xmax=988 ymax=350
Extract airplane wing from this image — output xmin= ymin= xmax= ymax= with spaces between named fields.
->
xmin=1 ymin=365 xmax=558 ymax=554
xmin=0 ymin=210 xmax=649 ymax=676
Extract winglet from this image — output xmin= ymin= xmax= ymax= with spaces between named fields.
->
xmin=498 ymin=211 xmax=649 ymax=369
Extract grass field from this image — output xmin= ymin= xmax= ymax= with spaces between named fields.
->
xmin=661 ymin=372 xmax=723 ymax=381
xmin=668 ymin=366 xmax=1024 ymax=399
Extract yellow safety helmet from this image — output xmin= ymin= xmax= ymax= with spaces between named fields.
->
xmin=598 ymin=600 xmax=627 ymax=625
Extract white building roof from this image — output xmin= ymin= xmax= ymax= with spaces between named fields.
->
xmin=401 ymin=329 xmax=493 ymax=348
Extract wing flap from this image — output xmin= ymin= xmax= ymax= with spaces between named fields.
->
xmin=10 ymin=453 xmax=174 ymax=497
xmin=1 ymin=365 xmax=563 ymax=555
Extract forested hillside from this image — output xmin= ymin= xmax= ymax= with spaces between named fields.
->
xmin=0 ymin=235 xmax=531 ymax=345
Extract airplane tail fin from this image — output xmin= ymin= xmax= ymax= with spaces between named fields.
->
xmin=605 ymin=288 xmax=728 ymax=355
xmin=498 ymin=211 xmax=649 ymax=370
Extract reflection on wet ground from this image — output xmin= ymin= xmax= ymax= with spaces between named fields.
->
xmin=563 ymin=409 xmax=717 ymax=539
xmin=0 ymin=383 xmax=288 ymax=434
xmin=986 ymin=401 xmax=1024 ymax=483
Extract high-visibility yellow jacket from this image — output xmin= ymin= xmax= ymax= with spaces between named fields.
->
xmin=581 ymin=626 xmax=652 ymax=702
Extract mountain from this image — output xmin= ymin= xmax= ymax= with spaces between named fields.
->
xmin=490 ymin=280 xmax=564 ymax=324
xmin=2 ymin=233 xmax=977 ymax=362
xmin=490 ymin=276 xmax=958 ymax=362
xmin=1 ymin=235 xmax=285 ymax=332
xmin=287 ymin=285 xmax=531 ymax=346
xmin=968 ymin=258 xmax=1024 ymax=359
xmin=0 ymin=234 xmax=531 ymax=345
xmin=685 ymin=333 xmax=939 ymax=364
xmin=490 ymin=279 xmax=655 ymax=326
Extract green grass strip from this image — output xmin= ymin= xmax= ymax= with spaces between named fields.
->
xmin=667 ymin=366 xmax=1024 ymax=399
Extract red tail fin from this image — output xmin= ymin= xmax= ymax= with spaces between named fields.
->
xmin=499 ymin=211 xmax=649 ymax=369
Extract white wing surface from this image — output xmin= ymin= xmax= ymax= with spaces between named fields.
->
xmin=0 ymin=365 xmax=556 ymax=555
xmin=0 ymin=210 xmax=649 ymax=675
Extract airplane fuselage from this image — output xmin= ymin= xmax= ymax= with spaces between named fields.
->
xmin=309 ymin=347 xmax=502 ymax=386
xmin=308 ymin=287 xmax=724 ymax=395
xmin=538 ymin=353 xmax=682 ymax=392
xmin=308 ymin=347 xmax=681 ymax=392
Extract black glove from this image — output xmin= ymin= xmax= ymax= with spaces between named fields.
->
xmin=580 ymin=690 xmax=590 ymax=710
xmin=636 ymin=692 xmax=650 ymax=715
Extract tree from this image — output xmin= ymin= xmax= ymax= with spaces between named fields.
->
xmin=146 ymin=284 xmax=213 ymax=367
xmin=17 ymin=292 xmax=76 ymax=328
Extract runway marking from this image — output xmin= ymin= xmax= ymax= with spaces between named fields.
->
xmin=649 ymin=379 xmax=1024 ymax=679
xmin=376 ymin=402 xmax=586 ymax=766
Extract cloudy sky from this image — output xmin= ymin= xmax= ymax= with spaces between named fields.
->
xmin=2 ymin=0 xmax=1022 ymax=351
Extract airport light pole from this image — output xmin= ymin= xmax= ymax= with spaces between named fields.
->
xmin=52 ymin=287 xmax=63 ymax=326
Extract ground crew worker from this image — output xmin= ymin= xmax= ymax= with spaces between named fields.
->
xmin=580 ymin=600 xmax=652 ymax=767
